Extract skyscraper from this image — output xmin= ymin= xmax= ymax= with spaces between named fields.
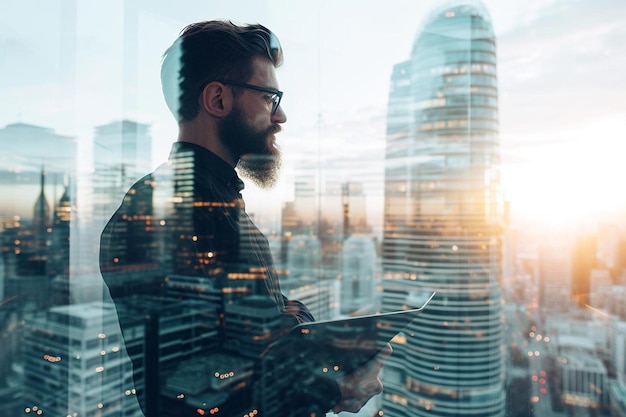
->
xmin=341 ymin=236 xmax=377 ymax=315
xmin=92 ymin=120 xmax=152 ymax=224
xmin=0 ymin=122 xmax=76 ymax=220
xmin=71 ymin=120 xmax=151 ymax=299
xmin=539 ymin=239 xmax=572 ymax=314
xmin=22 ymin=301 xmax=144 ymax=417
xmin=382 ymin=1 xmax=504 ymax=416
xmin=50 ymin=182 xmax=73 ymax=305
xmin=572 ymin=233 xmax=598 ymax=307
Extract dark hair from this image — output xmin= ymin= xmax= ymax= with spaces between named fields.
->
xmin=161 ymin=20 xmax=283 ymax=122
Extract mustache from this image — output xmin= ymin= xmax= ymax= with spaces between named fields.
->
xmin=266 ymin=124 xmax=281 ymax=135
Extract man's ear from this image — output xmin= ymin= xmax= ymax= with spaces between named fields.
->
xmin=200 ymin=82 xmax=233 ymax=118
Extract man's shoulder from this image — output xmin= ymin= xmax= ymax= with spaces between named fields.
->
xmin=137 ymin=162 xmax=172 ymax=189
xmin=129 ymin=172 xmax=157 ymax=194
xmin=124 ymin=163 xmax=174 ymax=200
xmin=101 ymin=168 xmax=163 ymax=231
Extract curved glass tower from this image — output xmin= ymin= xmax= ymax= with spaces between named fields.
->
xmin=382 ymin=1 xmax=504 ymax=416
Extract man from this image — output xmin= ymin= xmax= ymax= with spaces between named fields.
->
xmin=100 ymin=20 xmax=388 ymax=417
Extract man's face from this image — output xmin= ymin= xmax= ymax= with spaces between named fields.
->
xmin=220 ymin=57 xmax=287 ymax=189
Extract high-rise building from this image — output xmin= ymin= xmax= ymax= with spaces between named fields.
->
xmin=50 ymin=183 xmax=73 ymax=305
xmin=92 ymin=120 xmax=152 ymax=224
xmin=72 ymin=120 xmax=152 ymax=299
xmin=20 ymin=169 xmax=52 ymax=277
xmin=287 ymin=235 xmax=321 ymax=279
xmin=293 ymin=170 xmax=318 ymax=233
xmin=112 ymin=295 xmax=218 ymax=417
xmin=0 ymin=122 xmax=78 ymax=309
xmin=611 ymin=320 xmax=626 ymax=378
xmin=609 ymin=375 xmax=626 ymax=417
xmin=341 ymin=236 xmax=377 ymax=314
xmin=22 ymin=301 xmax=144 ymax=417
xmin=556 ymin=339 xmax=610 ymax=409
xmin=0 ymin=123 xmax=76 ymax=220
xmin=341 ymin=181 xmax=370 ymax=238
xmin=381 ymin=1 xmax=504 ymax=416
xmin=282 ymin=277 xmax=338 ymax=321
xmin=572 ymin=233 xmax=598 ymax=307
xmin=539 ymin=240 xmax=572 ymax=313
xmin=0 ymin=123 xmax=76 ymax=171
xmin=608 ymin=286 xmax=626 ymax=319
xmin=590 ymin=268 xmax=612 ymax=309
xmin=0 ymin=173 xmax=60 ymax=314
xmin=608 ymin=324 xmax=626 ymax=414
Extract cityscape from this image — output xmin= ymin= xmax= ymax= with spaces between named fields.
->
xmin=1 ymin=1 xmax=626 ymax=417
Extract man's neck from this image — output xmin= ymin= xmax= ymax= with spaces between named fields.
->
xmin=178 ymin=121 xmax=237 ymax=167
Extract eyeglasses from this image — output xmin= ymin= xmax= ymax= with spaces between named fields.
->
xmin=219 ymin=81 xmax=283 ymax=114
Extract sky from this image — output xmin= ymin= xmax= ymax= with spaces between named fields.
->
xmin=1 ymin=0 xmax=626 ymax=230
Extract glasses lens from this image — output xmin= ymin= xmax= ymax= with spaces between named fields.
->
xmin=272 ymin=94 xmax=280 ymax=114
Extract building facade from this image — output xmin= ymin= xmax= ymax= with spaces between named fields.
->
xmin=341 ymin=236 xmax=377 ymax=314
xmin=22 ymin=302 xmax=144 ymax=417
xmin=381 ymin=1 xmax=504 ymax=416
xmin=92 ymin=120 xmax=152 ymax=224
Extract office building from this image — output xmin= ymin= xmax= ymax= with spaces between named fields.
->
xmin=546 ymin=316 xmax=610 ymax=357
xmin=341 ymin=182 xmax=370 ymax=238
xmin=559 ymin=353 xmax=609 ymax=409
xmin=82 ymin=120 xmax=153 ymax=296
xmin=287 ymin=235 xmax=321 ymax=279
xmin=572 ymin=233 xmax=598 ymax=307
xmin=589 ymin=268 xmax=612 ymax=310
xmin=609 ymin=375 xmax=626 ymax=417
xmin=539 ymin=240 xmax=572 ymax=313
xmin=282 ymin=277 xmax=338 ymax=321
xmin=381 ymin=1 xmax=504 ymax=416
xmin=92 ymin=120 xmax=151 ymax=222
xmin=556 ymin=336 xmax=609 ymax=409
xmin=611 ymin=321 xmax=626 ymax=377
xmin=112 ymin=295 xmax=218 ymax=417
xmin=608 ymin=286 xmax=626 ymax=319
xmin=341 ymin=236 xmax=377 ymax=314
xmin=609 ymin=321 xmax=626 ymax=416
xmin=50 ymin=183 xmax=73 ymax=305
xmin=22 ymin=301 xmax=144 ymax=417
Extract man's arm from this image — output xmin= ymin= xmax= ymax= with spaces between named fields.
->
xmin=283 ymin=297 xmax=315 ymax=323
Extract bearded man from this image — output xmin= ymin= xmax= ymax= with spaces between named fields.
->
xmin=100 ymin=20 xmax=388 ymax=417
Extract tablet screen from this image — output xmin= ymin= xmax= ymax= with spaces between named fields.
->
xmin=262 ymin=292 xmax=436 ymax=378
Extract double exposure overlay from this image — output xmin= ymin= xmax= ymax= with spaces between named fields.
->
xmin=1 ymin=1 xmax=626 ymax=417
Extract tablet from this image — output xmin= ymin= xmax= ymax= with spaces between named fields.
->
xmin=262 ymin=291 xmax=436 ymax=378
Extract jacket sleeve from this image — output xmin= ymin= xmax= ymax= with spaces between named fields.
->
xmin=282 ymin=296 xmax=316 ymax=323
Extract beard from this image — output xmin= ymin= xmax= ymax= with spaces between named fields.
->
xmin=220 ymin=106 xmax=282 ymax=189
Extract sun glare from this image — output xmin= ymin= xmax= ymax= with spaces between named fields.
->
xmin=503 ymin=117 xmax=626 ymax=227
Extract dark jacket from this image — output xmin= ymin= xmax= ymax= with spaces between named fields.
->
xmin=100 ymin=141 xmax=339 ymax=417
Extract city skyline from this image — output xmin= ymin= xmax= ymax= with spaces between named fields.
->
xmin=1 ymin=0 xmax=625 ymax=229
xmin=2 ymin=3 xmax=626 ymax=415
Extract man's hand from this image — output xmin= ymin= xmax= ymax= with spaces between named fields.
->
xmin=332 ymin=344 xmax=393 ymax=413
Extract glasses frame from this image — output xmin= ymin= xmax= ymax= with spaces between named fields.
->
xmin=219 ymin=81 xmax=283 ymax=114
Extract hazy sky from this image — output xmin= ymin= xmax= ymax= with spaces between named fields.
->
xmin=1 ymin=0 xmax=625 ymax=228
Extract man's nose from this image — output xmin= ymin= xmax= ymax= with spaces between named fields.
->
xmin=272 ymin=105 xmax=287 ymax=123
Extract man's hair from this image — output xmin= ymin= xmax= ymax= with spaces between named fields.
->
xmin=161 ymin=20 xmax=283 ymax=122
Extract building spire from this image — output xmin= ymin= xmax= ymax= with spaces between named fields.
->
xmin=33 ymin=166 xmax=51 ymax=234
